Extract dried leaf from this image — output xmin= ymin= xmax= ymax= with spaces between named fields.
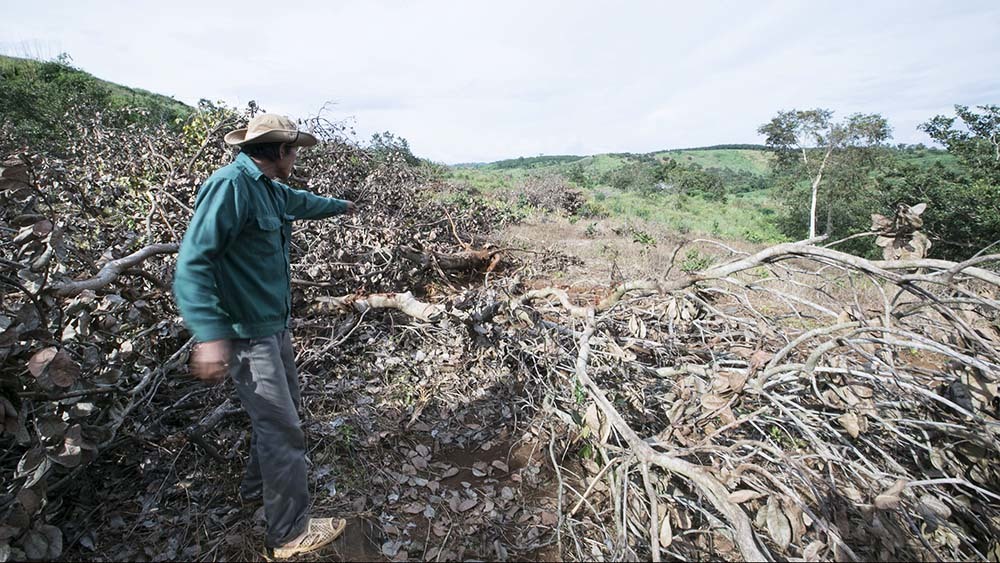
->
xmin=784 ymin=501 xmax=806 ymax=543
xmin=1 ymin=397 xmax=22 ymax=437
xmin=728 ymin=489 xmax=762 ymax=504
xmin=21 ymin=529 xmax=48 ymax=560
xmin=727 ymin=370 xmax=749 ymax=394
xmin=16 ymin=488 xmax=43 ymax=516
xmin=700 ymin=393 xmax=727 ymax=412
xmin=823 ymin=389 xmax=846 ymax=409
xmin=402 ymin=502 xmax=425 ymax=514
xmin=381 ymin=540 xmax=402 ymax=558
xmin=26 ymin=348 xmax=78 ymax=388
xmin=35 ymin=416 xmax=67 ymax=440
xmin=49 ymin=424 xmax=84 ymax=467
xmin=803 ymin=540 xmax=825 ymax=560
xmin=871 ymin=213 xmax=893 ymax=232
xmin=875 ymin=479 xmax=908 ymax=510
xmin=711 ymin=375 xmax=731 ymax=393
xmin=748 ymin=350 xmax=773 ymax=372
xmin=456 ymin=498 xmax=478 ymax=513
xmin=32 ymin=220 xmax=53 ymax=237
xmin=27 ymin=348 xmax=58 ymax=378
xmin=929 ymin=448 xmax=945 ymax=471
xmin=920 ymin=494 xmax=951 ymax=519
xmin=15 ymin=449 xmax=50 ymax=489
xmin=885 ymin=479 xmax=908 ymax=497
xmin=583 ymin=401 xmax=611 ymax=444
xmin=837 ymin=412 xmax=861 ymax=438
xmin=718 ymin=405 xmax=736 ymax=425
xmin=658 ymin=512 xmax=673 ymax=548
xmin=765 ymin=496 xmax=791 ymax=550
xmin=38 ymin=525 xmax=62 ymax=559
xmin=849 ymin=385 xmax=874 ymax=399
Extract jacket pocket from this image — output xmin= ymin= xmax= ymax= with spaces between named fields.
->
xmin=248 ymin=215 xmax=282 ymax=255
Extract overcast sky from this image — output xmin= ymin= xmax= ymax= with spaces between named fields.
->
xmin=3 ymin=1 xmax=998 ymax=163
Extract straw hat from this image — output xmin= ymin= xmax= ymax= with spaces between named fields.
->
xmin=224 ymin=113 xmax=318 ymax=147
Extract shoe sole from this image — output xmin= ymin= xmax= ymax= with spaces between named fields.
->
xmin=273 ymin=518 xmax=346 ymax=559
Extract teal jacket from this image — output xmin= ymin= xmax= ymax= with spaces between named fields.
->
xmin=173 ymin=152 xmax=350 ymax=342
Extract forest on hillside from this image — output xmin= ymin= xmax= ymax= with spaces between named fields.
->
xmin=1 ymin=56 xmax=999 ymax=563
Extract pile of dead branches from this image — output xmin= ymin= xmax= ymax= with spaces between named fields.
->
xmin=501 ymin=224 xmax=1000 ymax=561
xmin=0 ymin=101 xmax=520 ymax=560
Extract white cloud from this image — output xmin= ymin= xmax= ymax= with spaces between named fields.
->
xmin=2 ymin=0 xmax=998 ymax=162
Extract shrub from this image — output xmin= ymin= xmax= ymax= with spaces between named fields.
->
xmin=575 ymin=201 xmax=611 ymax=219
xmin=631 ymin=228 xmax=656 ymax=246
xmin=681 ymin=249 xmax=714 ymax=272
xmin=505 ymin=175 xmax=585 ymax=214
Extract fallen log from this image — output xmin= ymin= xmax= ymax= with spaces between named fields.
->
xmin=398 ymin=244 xmax=501 ymax=272
xmin=313 ymin=291 xmax=444 ymax=322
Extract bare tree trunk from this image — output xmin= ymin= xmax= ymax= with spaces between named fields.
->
xmin=808 ymin=146 xmax=834 ymax=239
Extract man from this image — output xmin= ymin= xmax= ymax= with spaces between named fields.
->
xmin=173 ymin=113 xmax=356 ymax=559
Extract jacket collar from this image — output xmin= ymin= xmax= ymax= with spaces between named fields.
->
xmin=234 ymin=151 xmax=268 ymax=181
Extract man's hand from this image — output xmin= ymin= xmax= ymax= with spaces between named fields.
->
xmin=190 ymin=339 xmax=232 ymax=383
xmin=344 ymin=200 xmax=357 ymax=214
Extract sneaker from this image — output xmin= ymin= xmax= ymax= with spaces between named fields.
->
xmin=273 ymin=517 xmax=346 ymax=559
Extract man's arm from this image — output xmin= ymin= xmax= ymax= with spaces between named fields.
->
xmin=173 ymin=177 xmax=248 ymax=342
xmin=279 ymin=183 xmax=355 ymax=220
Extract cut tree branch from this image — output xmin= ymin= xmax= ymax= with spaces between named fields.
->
xmin=398 ymin=245 xmax=501 ymax=272
xmin=313 ymin=291 xmax=444 ymax=322
xmin=52 ymin=243 xmax=179 ymax=297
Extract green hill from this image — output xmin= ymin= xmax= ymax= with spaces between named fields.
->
xmin=652 ymin=148 xmax=773 ymax=175
xmin=0 ymin=54 xmax=192 ymax=148
xmin=465 ymin=147 xmax=775 ymax=185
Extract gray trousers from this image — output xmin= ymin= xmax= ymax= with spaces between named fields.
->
xmin=229 ymin=330 xmax=309 ymax=547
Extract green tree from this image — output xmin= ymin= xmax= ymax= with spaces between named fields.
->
xmin=866 ymin=104 xmax=1000 ymax=259
xmin=759 ymin=109 xmax=891 ymax=238
xmin=919 ymin=104 xmax=1000 ymax=182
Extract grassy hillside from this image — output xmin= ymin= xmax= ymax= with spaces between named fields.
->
xmin=653 ymin=148 xmax=773 ymax=175
xmin=447 ymin=143 xmax=958 ymax=245
xmin=1 ymin=54 xmax=191 ymax=116
xmin=469 ymin=148 xmax=772 ymax=177
xmin=446 ymin=147 xmax=785 ymax=242
xmin=0 ymin=54 xmax=191 ymax=148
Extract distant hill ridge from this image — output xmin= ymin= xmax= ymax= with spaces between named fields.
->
xmin=455 ymin=144 xmax=772 ymax=171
